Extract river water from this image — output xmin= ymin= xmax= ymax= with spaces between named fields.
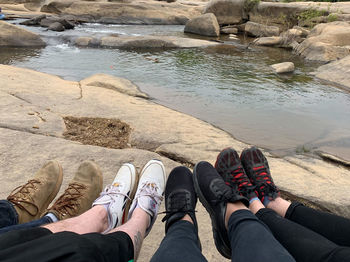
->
xmin=1 ymin=21 xmax=350 ymax=158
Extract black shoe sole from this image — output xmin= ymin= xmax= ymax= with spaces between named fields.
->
xmin=193 ymin=162 xmax=231 ymax=259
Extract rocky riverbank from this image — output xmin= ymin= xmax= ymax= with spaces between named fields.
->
xmin=0 ymin=65 xmax=350 ymax=261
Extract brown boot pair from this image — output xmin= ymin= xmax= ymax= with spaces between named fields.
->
xmin=7 ymin=161 xmax=103 ymax=224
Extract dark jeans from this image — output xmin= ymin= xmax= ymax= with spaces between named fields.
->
xmin=0 ymin=200 xmax=18 ymax=228
xmin=0 ymin=227 xmax=134 ymax=262
xmin=151 ymin=209 xmax=295 ymax=262
xmin=256 ymin=202 xmax=350 ymax=262
xmin=0 ymin=200 xmax=53 ymax=235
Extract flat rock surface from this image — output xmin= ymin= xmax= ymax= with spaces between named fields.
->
xmin=312 ymin=55 xmax=350 ymax=91
xmin=97 ymin=35 xmax=220 ymax=48
xmin=1 ymin=65 xmax=350 ymax=261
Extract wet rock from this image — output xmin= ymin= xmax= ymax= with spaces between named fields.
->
xmin=19 ymin=14 xmax=46 ymax=25
xmin=40 ymin=17 xmax=60 ymax=27
xmin=204 ymin=0 xmax=247 ymax=25
xmin=184 ymin=13 xmax=220 ymax=37
xmin=40 ymin=17 xmax=74 ymax=30
xmin=48 ymin=21 xmax=65 ymax=32
xmin=75 ymin=37 xmax=94 ymax=47
xmin=245 ymin=21 xmax=280 ymax=37
xmin=0 ymin=21 xmax=45 ymax=47
xmin=254 ymin=36 xmax=283 ymax=46
xmin=98 ymin=35 xmax=219 ymax=49
xmin=312 ymin=55 xmax=350 ymax=90
xmin=80 ymin=73 xmax=149 ymax=99
xmin=271 ymin=62 xmax=295 ymax=73
xmin=294 ymin=21 xmax=350 ymax=63
xmin=59 ymin=19 xmax=74 ymax=29
xmin=221 ymin=26 xmax=238 ymax=34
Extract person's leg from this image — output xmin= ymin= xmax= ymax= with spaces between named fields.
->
xmin=268 ymin=198 xmax=350 ymax=247
xmin=226 ymin=202 xmax=295 ymax=262
xmin=1 ymin=160 xmax=164 ymax=262
xmin=44 ymin=159 xmax=165 ymax=261
xmin=151 ymin=166 xmax=206 ymax=262
xmin=194 ymin=160 xmax=295 ymax=262
xmin=237 ymin=146 xmax=350 ymax=262
xmin=251 ymin=200 xmax=350 ymax=262
xmin=0 ymin=160 xmax=103 ymax=235
xmin=0 ymin=200 xmax=18 ymax=228
xmin=0 ymin=215 xmax=52 ymax=234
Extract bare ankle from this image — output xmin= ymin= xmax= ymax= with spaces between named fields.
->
xmin=266 ymin=197 xmax=291 ymax=217
xmin=181 ymin=214 xmax=194 ymax=224
xmin=225 ymin=202 xmax=248 ymax=229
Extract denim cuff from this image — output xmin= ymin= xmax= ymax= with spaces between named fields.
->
xmin=0 ymin=200 xmax=18 ymax=228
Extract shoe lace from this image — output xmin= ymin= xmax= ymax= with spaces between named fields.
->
xmin=229 ymin=167 xmax=253 ymax=191
xmin=137 ymin=182 xmax=163 ymax=204
xmin=253 ymin=165 xmax=278 ymax=199
xmin=210 ymin=182 xmax=237 ymax=206
xmin=49 ymin=183 xmax=86 ymax=217
xmin=161 ymin=192 xmax=195 ymax=222
xmin=99 ymin=184 xmax=131 ymax=201
xmin=7 ymin=180 xmax=41 ymax=216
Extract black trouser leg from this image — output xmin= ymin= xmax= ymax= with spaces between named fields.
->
xmin=228 ymin=209 xmax=295 ymax=262
xmin=286 ymin=202 xmax=350 ymax=247
xmin=0 ymin=227 xmax=134 ymax=262
xmin=151 ymin=220 xmax=207 ymax=262
xmin=256 ymin=208 xmax=350 ymax=262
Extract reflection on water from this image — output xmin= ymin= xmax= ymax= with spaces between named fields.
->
xmin=1 ymin=23 xmax=350 ymax=158
xmin=0 ymin=47 xmax=42 ymax=64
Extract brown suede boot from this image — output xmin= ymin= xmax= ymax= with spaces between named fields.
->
xmin=7 ymin=160 xmax=63 ymax=224
xmin=45 ymin=161 xmax=103 ymax=220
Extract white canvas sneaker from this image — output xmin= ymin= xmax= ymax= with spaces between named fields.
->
xmin=92 ymin=163 xmax=137 ymax=233
xmin=128 ymin=159 xmax=166 ymax=236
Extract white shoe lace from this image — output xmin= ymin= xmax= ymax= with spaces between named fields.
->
xmin=99 ymin=184 xmax=131 ymax=201
xmin=136 ymin=182 xmax=163 ymax=205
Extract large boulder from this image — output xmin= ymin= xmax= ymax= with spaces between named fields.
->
xmin=203 ymin=0 xmax=247 ymax=25
xmin=295 ymin=21 xmax=350 ymax=63
xmin=0 ymin=21 xmax=45 ymax=47
xmin=312 ymin=55 xmax=350 ymax=90
xmin=41 ymin=1 xmax=202 ymax=25
xmin=184 ymin=13 xmax=220 ymax=37
xmin=245 ymin=21 xmax=280 ymax=37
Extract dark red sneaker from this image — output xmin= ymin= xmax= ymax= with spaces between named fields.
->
xmin=215 ymin=148 xmax=257 ymax=201
xmin=240 ymin=147 xmax=280 ymax=205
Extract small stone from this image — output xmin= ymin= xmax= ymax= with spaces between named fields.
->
xmin=254 ymin=37 xmax=283 ymax=46
xmin=271 ymin=62 xmax=295 ymax=74
xmin=32 ymin=126 xmax=39 ymax=129
xmin=221 ymin=27 xmax=238 ymax=35
xmin=28 ymin=112 xmax=35 ymax=115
